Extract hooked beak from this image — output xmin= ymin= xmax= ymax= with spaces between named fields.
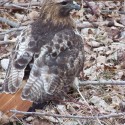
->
xmin=59 ymin=1 xmax=81 ymax=17
xmin=69 ymin=1 xmax=81 ymax=11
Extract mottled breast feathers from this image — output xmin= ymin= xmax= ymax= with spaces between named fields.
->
xmin=21 ymin=29 xmax=84 ymax=102
xmin=0 ymin=0 xmax=84 ymax=103
xmin=1 ymin=26 xmax=84 ymax=102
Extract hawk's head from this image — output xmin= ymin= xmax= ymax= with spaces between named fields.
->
xmin=40 ymin=0 xmax=80 ymax=26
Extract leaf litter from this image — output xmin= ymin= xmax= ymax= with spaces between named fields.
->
xmin=1 ymin=0 xmax=125 ymax=124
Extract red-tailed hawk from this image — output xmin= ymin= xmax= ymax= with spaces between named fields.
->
xmin=1 ymin=0 xmax=84 ymax=103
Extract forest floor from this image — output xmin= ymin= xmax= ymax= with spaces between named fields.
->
xmin=0 ymin=0 xmax=125 ymax=125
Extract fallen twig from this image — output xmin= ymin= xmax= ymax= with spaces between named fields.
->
xmin=0 ymin=17 xmax=20 ymax=27
xmin=101 ymin=10 xmax=125 ymax=15
xmin=0 ymin=27 xmax=25 ymax=40
xmin=0 ymin=0 xmax=9 ymax=6
xmin=0 ymin=26 xmax=25 ymax=35
xmin=79 ymin=80 xmax=125 ymax=85
xmin=3 ymin=2 xmax=40 ymax=9
xmin=84 ymin=8 xmax=125 ymax=15
xmin=0 ymin=40 xmax=16 ymax=45
xmin=4 ymin=3 xmax=28 ymax=10
xmin=10 ymin=110 xmax=125 ymax=119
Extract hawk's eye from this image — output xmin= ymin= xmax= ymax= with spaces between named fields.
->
xmin=61 ymin=1 xmax=68 ymax=5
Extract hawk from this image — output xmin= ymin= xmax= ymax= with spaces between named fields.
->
xmin=1 ymin=0 xmax=84 ymax=103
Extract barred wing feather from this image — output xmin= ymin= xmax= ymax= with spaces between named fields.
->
xmin=2 ymin=26 xmax=34 ymax=93
xmin=22 ymin=29 xmax=84 ymax=102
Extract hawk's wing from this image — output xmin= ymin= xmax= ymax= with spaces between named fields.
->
xmin=21 ymin=29 xmax=84 ymax=102
xmin=1 ymin=26 xmax=34 ymax=93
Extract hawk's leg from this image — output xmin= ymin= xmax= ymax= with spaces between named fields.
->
xmin=23 ymin=101 xmax=59 ymax=119
xmin=27 ymin=102 xmax=49 ymax=112
xmin=23 ymin=102 xmax=49 ymax=119
xmin=27 ymin=100 xmax=60 ymax=112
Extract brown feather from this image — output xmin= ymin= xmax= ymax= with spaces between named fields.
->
xmin=0 ymin=88 xmax=32 ymax=117
xmin=0 ymin=0 xmax=84 ymax=114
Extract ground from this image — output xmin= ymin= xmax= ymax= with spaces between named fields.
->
xmin=0 ymin=0 xmax=125 ymax=125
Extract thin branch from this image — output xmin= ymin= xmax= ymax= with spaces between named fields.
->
xmin=10 ymin=110 xmax=125 ymax=119
xmin=79 ymin=80 xmax=125 ymax=85
xmin=84 ymin=8 xmax=125 ymax=15
xmin=2 ymin=2 xmax=40 ymax=9
xmin=4 ymin=3 xmax=28 ymax=10
xmin=0 ymin=26 xmax=25 ymax=35
xmin=0 ymin=17 xmax=19 ymax=27
xmin=0 ymin=23 xmax=24 ymax=41
xmin=0 ymin=0 xmax=9 ymax=6
xmin=0 ymin=40 xmax=16 ymax=45
xmin=101 ymin=10 xmax=125 ymax=15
